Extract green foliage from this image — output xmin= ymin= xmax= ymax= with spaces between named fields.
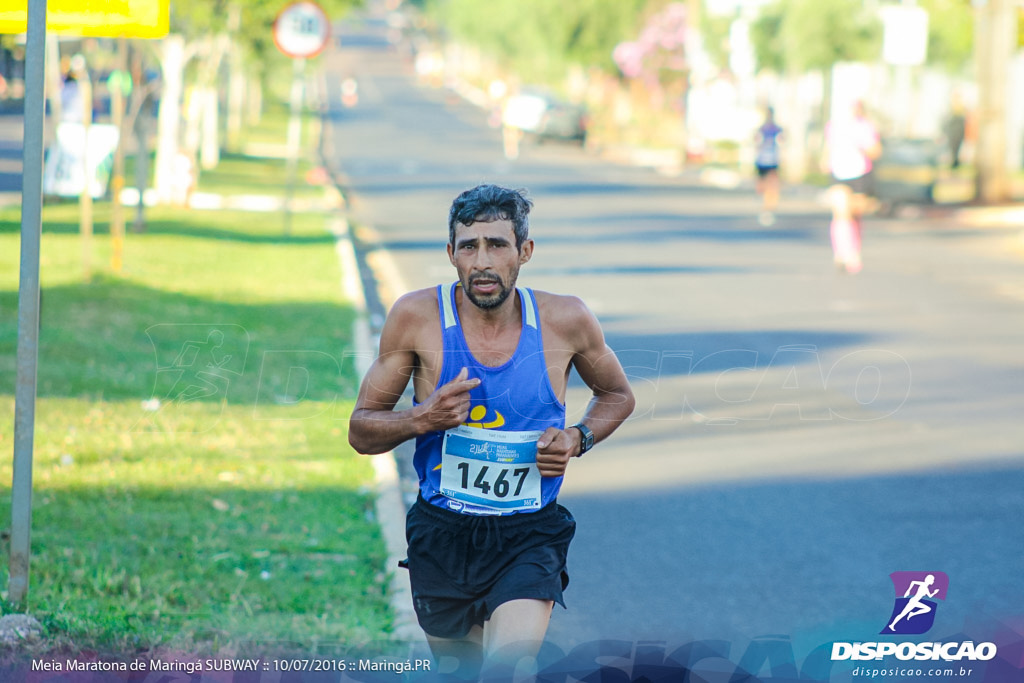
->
xmin=917 ymin=0 xmax=974 ymax=73
xmin=170 ymin=0 xmax=362 ymax=67
xmin=749 ymin=2 xmax=785 ymax=74
xmin=700 ymin=10 xmax=736 ymax=72
xmin=751 ymin=0 xmax=882 ymax=73
xmin=424 ymin=0 xmax=649 ymax=82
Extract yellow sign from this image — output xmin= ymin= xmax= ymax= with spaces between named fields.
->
xmin=0 ymin=0 xmax=169 ymax=38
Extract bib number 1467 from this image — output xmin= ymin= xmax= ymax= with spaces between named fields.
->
xmin=439 ymin=425 xmax=543 ymax=511
xmin=457 ymin=462 xmax=530 ymax=498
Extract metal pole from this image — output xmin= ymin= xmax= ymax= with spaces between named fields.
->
xmin=77 ymin=56 xmax=93 ymax=280
xmin=132 ymin=46 xmax=151 ymax=233
xmin=10 ymin=0 xmax=48 ymax=608
xmin=284 ymin=56 xmax=305 ymax=235
xmin=110 ymin=38 xmax=129 ymax=273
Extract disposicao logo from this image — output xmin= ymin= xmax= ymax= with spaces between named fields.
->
xmin=882 ymin=571 xmax=948 ymax=635
xmin=831 ymin=571 xmax=998 ymax=663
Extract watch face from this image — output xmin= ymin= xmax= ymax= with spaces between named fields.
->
xmin=574 ymin=424 xmax=594 ymax=453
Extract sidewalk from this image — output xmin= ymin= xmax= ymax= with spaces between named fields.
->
xmin=922 ymin=202 xmax=1024 ymax=229
xmin=605 ymin=143 xmax=1024 ymax=231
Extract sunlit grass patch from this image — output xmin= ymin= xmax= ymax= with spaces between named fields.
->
xmin=196 ymin=153 xmax=325 ymax=201
xmin=238 ymin=100 xmax=320 ymax=153
xmin=0 ymin=398 xmax=388 ymax=655
xmin=0 ymin=150 xmax=388 ymax=655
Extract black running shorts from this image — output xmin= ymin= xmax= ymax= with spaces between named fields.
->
xmin=401 ymin=495 xmax=576 ymax=639
xmin=832 ymin=171 xmax=875 ymax=196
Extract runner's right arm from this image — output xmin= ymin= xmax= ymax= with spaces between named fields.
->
xmin=348 ymin=296 xmax=480 ymax=454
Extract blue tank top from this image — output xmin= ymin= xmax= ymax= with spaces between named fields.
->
xmin=413 ymin=282 xmax=566 ymax=515
xmin=756 ymin=121 xmax=782 ymax=167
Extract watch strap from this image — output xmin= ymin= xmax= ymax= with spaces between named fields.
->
xmin=570 ymin=422 xmax=595 ymax=456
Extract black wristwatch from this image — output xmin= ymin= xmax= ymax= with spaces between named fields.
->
xmin=570 ymin=422 xmax=595 ymax=457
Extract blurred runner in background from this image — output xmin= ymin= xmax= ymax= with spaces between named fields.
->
xmin=823 ymin=100 xmax=881 ymax=274
xmin=754 ymin=107 xmax=783 ymax=226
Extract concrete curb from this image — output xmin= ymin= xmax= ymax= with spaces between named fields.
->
xmin=315 ymin=65 xmax=423 ymax=645
xmin=329 ymin=217 xmax=424 ymax=645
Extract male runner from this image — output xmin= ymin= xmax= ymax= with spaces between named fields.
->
xmin=348 ymin=184 xmax=635 ymax=678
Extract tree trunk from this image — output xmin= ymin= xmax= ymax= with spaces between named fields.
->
xmin=225 ymin=2 xmax=246 ymax=153
xmin=247 ymin=75 xmax=263 ymax=126
xmin=183 ymin=84 xmax=203 ymax=158
xmin=154 ymin=35 xmax=185 ymax=204
xmin=200 ymin=87 xmax=220 ymax=169
xmin=973 ymin=0 xmax=1014 ymax=203
xmin=183 ymin=36 xmax=229 ymax=172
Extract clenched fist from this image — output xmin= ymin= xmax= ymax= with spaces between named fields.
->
xmin=416 ymin=367 xmax=481 ymax=433
xmin=535 ymin=426 xmax=579 ymax=477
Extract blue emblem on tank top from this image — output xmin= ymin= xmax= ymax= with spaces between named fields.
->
xmin=413 ymin=283 xmax=565 ymax=515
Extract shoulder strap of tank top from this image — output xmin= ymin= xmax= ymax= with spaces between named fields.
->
xmin=439 ymin=282 xmax=457 ymax=330
xmin=518 ymin=287 xmax=538 ymax=329
xmin=441 ymin=283 xmax=537 ymax=330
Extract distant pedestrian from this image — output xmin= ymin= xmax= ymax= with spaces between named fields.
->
xmin=60 ymin=54 xmax=90 ymax=123
xmin=943 ymin=98 xmax=966 ymax=170
xmin=754 ymin=107 xmax=783 ymax=226
xmin=60 ymin=73 xmax=83 ymax=123
xmin=822 ymin=100 xmax=881 ymax=274
xmin=500 ymin=96 xmax=525 ymax=160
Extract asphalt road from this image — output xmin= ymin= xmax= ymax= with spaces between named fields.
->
xmin=321 ymin=8 xmax=1024 ymax=671
xmin=317 ymin=8 xmax=1024 ymax=675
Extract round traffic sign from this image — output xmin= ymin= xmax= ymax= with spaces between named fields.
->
xmin=273 ymin=1 xmax=330 ymax=59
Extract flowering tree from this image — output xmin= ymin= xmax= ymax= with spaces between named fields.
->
xmin=612 ymin=2 xmax=688 ymax=94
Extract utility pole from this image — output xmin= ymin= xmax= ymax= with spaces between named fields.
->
xmin=10 ymin=0 xmax=47 ymax=609
xmin=973 ymin=0 xmax=1016 ymax=203
xmin=73 ymin=54 xmax=94 ymax=280
xmin=109 ymin=38 xmax=130 ymax=273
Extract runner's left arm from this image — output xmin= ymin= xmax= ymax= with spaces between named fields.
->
xmin=536 ymin=298 xmax=635 ymax=476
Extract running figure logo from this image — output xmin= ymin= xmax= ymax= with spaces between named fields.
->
xmin=882 ymin=571 xmax=949 ymax=635
xmin=138 ymin=323 xmax=250 ymax=433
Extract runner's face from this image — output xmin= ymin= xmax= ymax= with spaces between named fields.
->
xmin=448 ymin=219 xmax=533 ymax=310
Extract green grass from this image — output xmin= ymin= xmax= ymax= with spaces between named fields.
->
xmin=0 ymin=152 xmax=391 ymax=656
xmin=238 ymin=100 xmax=321 ymax=153
xmin=194 ymin=153 xmax=325 ymax=201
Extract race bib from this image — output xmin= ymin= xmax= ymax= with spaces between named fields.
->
xmin=440 ymin=425 xmax=543 ymax=512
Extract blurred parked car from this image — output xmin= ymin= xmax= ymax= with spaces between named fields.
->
xmin=502 ymin=90 xmax=588 ymax=145
xmin=871 ymin=137 xmax=943 ymax=212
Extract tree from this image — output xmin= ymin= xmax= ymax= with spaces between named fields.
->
xmin=921 ymin=0 xmax=974 ymax=73
xmin=152 ymin=0 xmax=359 ymax=203
xmin=699 ymin=8 xmax=737 ymax=73
xmin=421 ymin=0 xmax=649 ymax=84
xmin=750 ymin=0 xmax=881 ymax=125
xmin=751 ymin=0 xmax=881 ymax=75
xmin=915 ymin=0 xmax=974 ymax=74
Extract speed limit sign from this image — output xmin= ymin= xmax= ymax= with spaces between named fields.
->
xmin=273 ymin=1 xmax=330 ymax=59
